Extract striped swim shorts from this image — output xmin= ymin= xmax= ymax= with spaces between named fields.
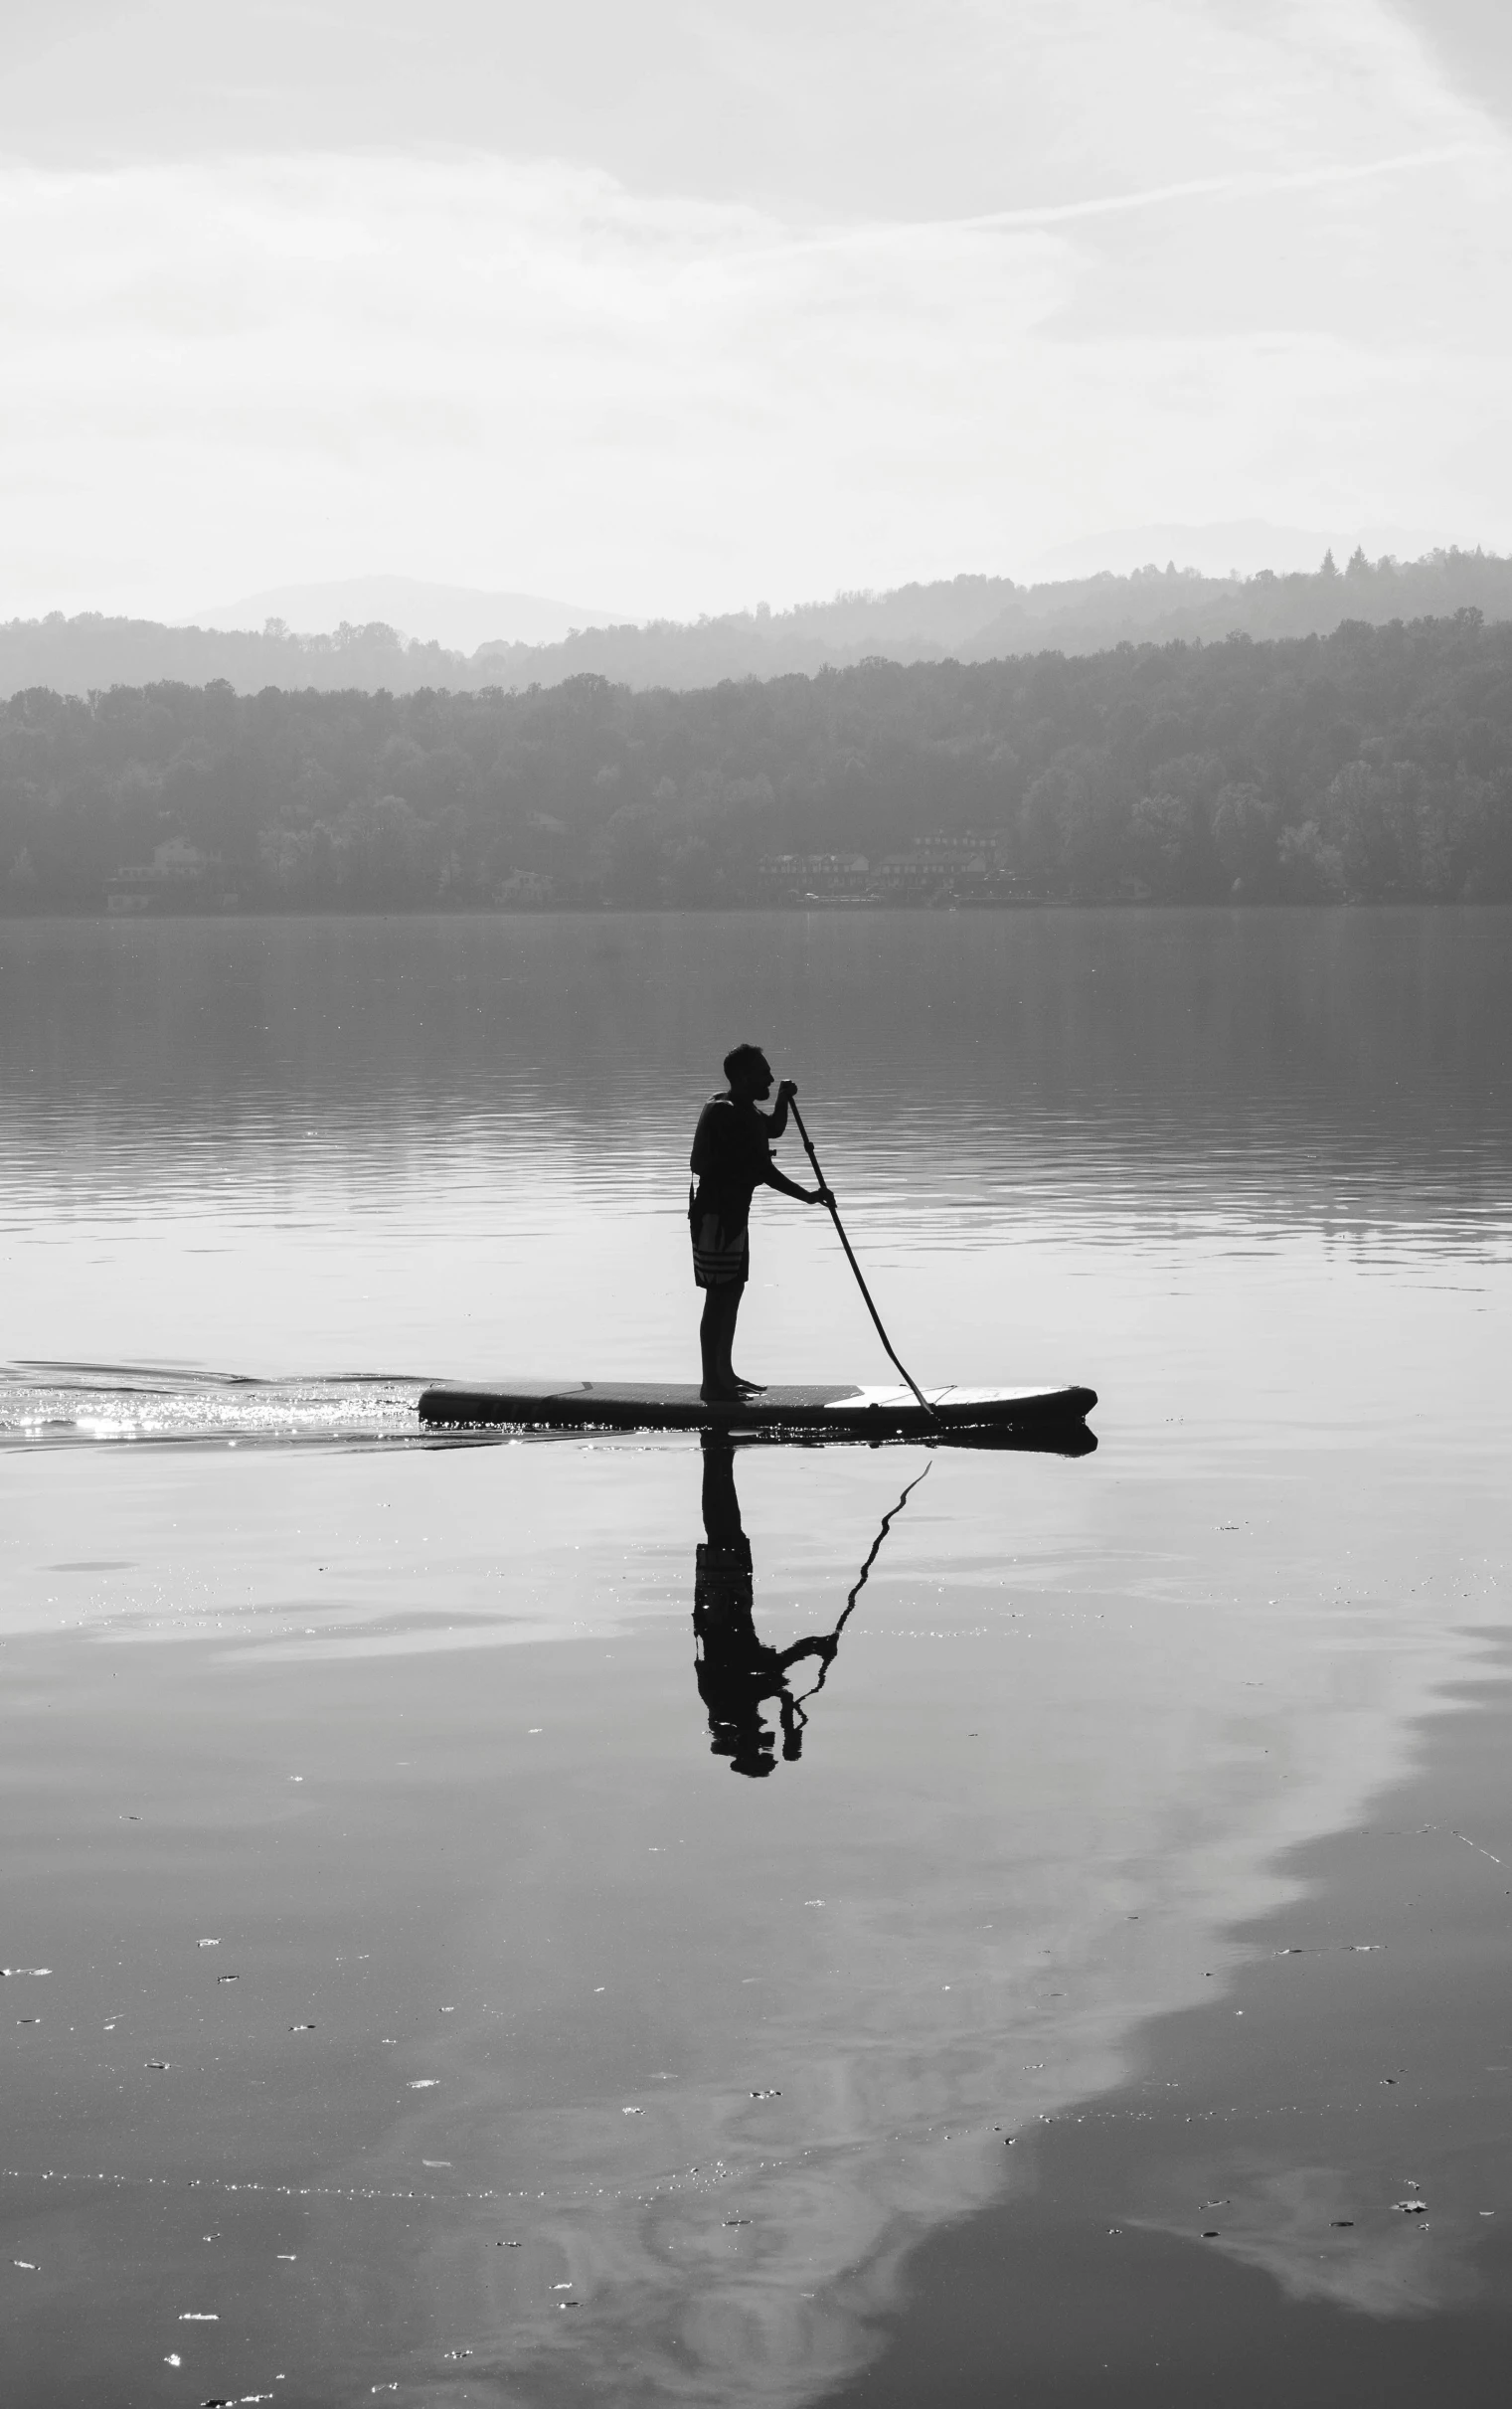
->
xmin=691 ymin=1209 xmax=750 ymax=1291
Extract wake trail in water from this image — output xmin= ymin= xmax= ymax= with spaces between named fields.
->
xmin=0 ymin=1362 xmax=444 ymax=1451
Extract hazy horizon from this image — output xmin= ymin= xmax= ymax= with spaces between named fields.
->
xmin=6 ymin=521 xmax=1493 ymax=652
xmin=184 ymin=574 xmax=631 ymax=651
xmin=150 ymin=520 xmax=1476 ymax=643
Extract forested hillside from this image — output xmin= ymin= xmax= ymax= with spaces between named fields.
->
xmin=2 ymin=611 xmax=1510 ymax=912
xmin=7 ymin=548 xmax=1512 ymax=701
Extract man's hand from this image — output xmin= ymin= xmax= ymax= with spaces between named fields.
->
xmin=777 ymin=1078 xmax=798 ymax=1104
xmin=811 ymin=1185 xmax=834 ymax=1209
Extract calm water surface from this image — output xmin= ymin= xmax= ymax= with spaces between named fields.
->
xmin=1 ymin=910 xmax=1508 ymax=2406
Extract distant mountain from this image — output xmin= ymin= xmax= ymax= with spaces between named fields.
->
xmin=6 ymin=547 xmax=1512 ymax=702
xmin=0 ymin=615 xmax=470 ymax=701
xmin=188 ymin=575 xmax=625 ymax=651
xmin=468 ymin=549 xmax=1512 ymax=686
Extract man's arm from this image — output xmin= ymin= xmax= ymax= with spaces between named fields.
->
xmin=763 ymin=1078 xmax=797 ymax=1141
xmin=776 ymin=1633 xmax=839 ymax=1671
xmin=764 ymin=1161 xmax=831 ymax=1207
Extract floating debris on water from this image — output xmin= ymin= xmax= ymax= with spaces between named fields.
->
xmin=165 ymin=2356 xmax=181 ymax=2368
xmin=750 ymin=2089 xmax=780 ymax=2100
xmin=179 ymin=2310 xmax=220 ymax=2319
xmin=289 ymin=2023 xmax=314 ymax=2032
xmin=1393 ymin=2200 xmax=1428 ymax=2214
xmin=13 ymin=2259 xmax=37 ymax=2270
xmin=442 ymin=2348 xmax=474 ymax=2359
xmin=622 ymin=2107 xmax=644 ymax=2117
xmin=218 ymin=1976 xmax=239 ymax=1984
xmin=198 ymin=1941 xmax=220 ymax=1950
xmin=408 ymin=2078 xmax=438 ymax=2089
xmin=145 ymin=2061 xmax=169 ymax=2072
xmin=1331 ymin=2220 xmax=1354 ymax=2228
xmin=0 ymin=1970 xmax=50 ymax=1979
xmin=1275 ymin=1942 xmax=1384 ymax=1958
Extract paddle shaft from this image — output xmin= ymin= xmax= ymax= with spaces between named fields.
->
xmin=790 ymin=1463 xmax=930 ymax=1717
xmin=786 ymin=1096 xmax=936 ymax=1422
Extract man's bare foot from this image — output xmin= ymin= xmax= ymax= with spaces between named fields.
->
xmin=700 ymin=1381 xmax=744 ymax=1405
xmin=733 ymin=1376 xmax=766 ymax=1394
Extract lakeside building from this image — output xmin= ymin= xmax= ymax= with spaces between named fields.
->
xmin=106 ymin=839 xmax=237 ymax=914
xmin=756 ymin=853 xmax=874 ymax=903
xmin=759 ymin=835 xmax=1030 ymax=905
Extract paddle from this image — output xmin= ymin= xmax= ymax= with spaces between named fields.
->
xmin=786 ymin=1093 xmax=937 ymax=1423
xmin=786 ymin=1463 xmax=932 ymax=1726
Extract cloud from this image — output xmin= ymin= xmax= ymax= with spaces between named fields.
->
xmin=1 ymin=5 xmax=1510 ymax=617
xmin=1383 ymin=0 xmax=1512 ymax=134
xmin=0 ymin=0 xmax=1493 ymax=215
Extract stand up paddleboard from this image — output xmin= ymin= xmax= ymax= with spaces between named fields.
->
xmin=417 ymin=1379 xmax=1096 ymax=1440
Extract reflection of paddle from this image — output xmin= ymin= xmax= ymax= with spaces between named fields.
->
xmin=788 ymin=1463 xmax=931 ymax=1721
xmin=787 ymin=1095 xmax=936 ymax=1423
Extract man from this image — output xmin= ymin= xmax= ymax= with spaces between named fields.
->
xmin=689 ymin=1043 xmax=830 ymax=1402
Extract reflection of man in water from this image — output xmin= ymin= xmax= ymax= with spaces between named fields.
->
xmin=694 ymin=1439 xmax=838 ymax=1779
xmin=689 ymin=1044 xmax=830 ymax=1403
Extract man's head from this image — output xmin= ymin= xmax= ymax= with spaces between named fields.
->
xmin=723 ymin=1042 xmax=772 ymax=1101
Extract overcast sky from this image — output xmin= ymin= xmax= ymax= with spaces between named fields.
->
xmin=2 ymin=0 xmax=1510 ymax=621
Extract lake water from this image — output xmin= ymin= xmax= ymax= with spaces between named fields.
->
xmin=1 ymin=908 xmax=1509 ymax=2406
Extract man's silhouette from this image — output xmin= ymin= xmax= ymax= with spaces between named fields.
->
xmin=688 ymin=1044 xmax=830 ymax=1402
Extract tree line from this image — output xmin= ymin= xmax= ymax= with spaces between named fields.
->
xmin=3 ymin=609 xmax=1511 ymax=913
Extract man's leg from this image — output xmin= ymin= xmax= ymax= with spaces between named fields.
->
xmin=699 ymin=1288 xmax=721 ymax=1394
xmin=700 ymin=1286 xmax=740 ymax=1400
xmin=719 ymin=1285 xmax=744 ymax=1389
xmin=725 ymin=1286 xmax=765 ymax=1392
